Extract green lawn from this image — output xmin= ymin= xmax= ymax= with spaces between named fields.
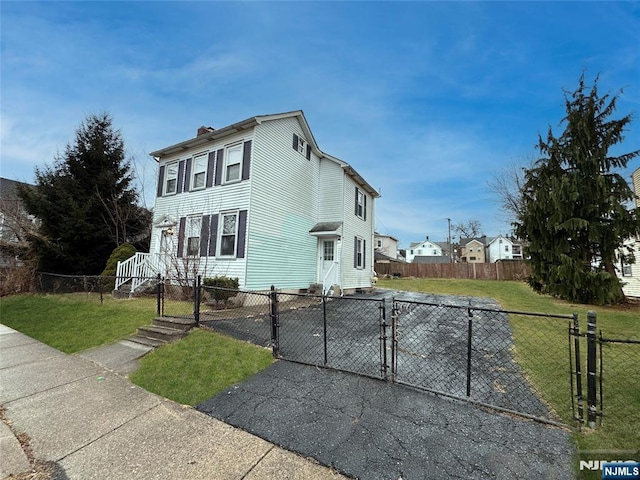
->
xmin=0 ymin=293 xmax=275 ymax=408
xmin=129 ymin=328 xmax=274 ymax=405
xmin=0 ymin=293 xmax=155 ymax=353
xmin=378 ymin=278 xmax=640 ymax=479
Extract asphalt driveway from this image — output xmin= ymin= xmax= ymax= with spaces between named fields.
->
xmin=202 ymin=289 xmax=557 ymax=420
xmin=197 ymin=361 xmax=575 ymax=479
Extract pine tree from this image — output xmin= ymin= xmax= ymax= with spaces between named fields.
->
xmin=19 ymin=113 xmax=150 ymax=274
xmin=515 ymin=74 xmax=640 ymax=304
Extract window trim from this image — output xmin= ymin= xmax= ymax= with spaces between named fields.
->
xmin=223 ymin=143 xmax=243 ymax=184
xmin=191 ymin=152 xmax=208 ymax=191
xmin=355 ymin=237 xmax=365 ymax=269
xmin=184 ymin=215 xmax=202 ymax=257
xmin=164 ymin=161 xmax=179 ymax=195
xmin=218 ymin=210 xmax=239 ymax=258
xmin=355 ymin=187 xmax=367 ymax=221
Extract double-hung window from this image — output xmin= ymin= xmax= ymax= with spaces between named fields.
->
xmin=164 ymin=162 xmax=178 ymax=195
xmin=355 ymin=237 xmax=365 ymax=269
xmin=224 ymin=144 xmax=243 ymax=183
xmin=185 ymin=215 xmax=202 ymax=256
xmin=355 ymin=188 xmax=366 ymax=220
xmin=220 ymin=212 xmax=238 ymax=256
xmin=191 ymin=153 xmax=208 ymax=190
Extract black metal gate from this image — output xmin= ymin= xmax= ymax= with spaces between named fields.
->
xmin=275 ymin=293 xmax=388 ymax=380
xmin=390 ymin=298 xmax=577 ymax=425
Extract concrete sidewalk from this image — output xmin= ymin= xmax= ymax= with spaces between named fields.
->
xmin=0 ymin=324 xmax=348 ymax=479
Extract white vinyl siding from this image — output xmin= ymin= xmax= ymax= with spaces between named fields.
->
xmin=150 ymin=130 xmax=251 ymax=284
xmin=341 ymin=175 xmax=374 ymax=290
xmin=245 ymin=117 xmax=318 ymax=290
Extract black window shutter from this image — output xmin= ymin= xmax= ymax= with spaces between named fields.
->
xmin=292 ymin=133 xmax=299 ymax=151
xmin=354 ymin=236 xmax=358 ymax=268
xmin=364 ymin=194 xmax=367 ymax=221
xmin=242 ymin=141 xmax=251 ymax=181
xmin=199 ymin=215 xmax=210 ymax=257
xmin=184 ymin=158 xmax=192 ymax=192
xmin=177 ymin=217 xmax=186 ymax=258
xmin=214 ymin=149 xmax=224 ymax=186
xmin=363 ymin=239 xmax=366 ymax=269
xmin=306 ymin=144 xmax=311 ymax=160
xmin=157 ymin=165 xmax=165 ymax=197
xmin=236 ymin=210 xmax=247 ymax=258
xmin=208 ymin=214 xmax=218 ymax=256
xmin=206 ymin=151 xmax=216 ymax=188
xmin=176 ymin=160 xmax=185 ymax=194
xmin=355 ymin=187 xmax=359 ymax=216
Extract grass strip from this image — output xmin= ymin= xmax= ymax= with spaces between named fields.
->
xmin=129 ymin=328 xmax=274 ymax=406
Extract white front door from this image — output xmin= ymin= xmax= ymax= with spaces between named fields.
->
xmin=319 ymin=239 xmax=339 ymax=293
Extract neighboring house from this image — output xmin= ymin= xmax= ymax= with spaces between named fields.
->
xmin=0 ymin=178 xmax=36 ymax=268
xmin=117 ymin=111 xmax=379 ymax=295
xmin=405 ymin=237 xmax=443 ymax=263
xmin=618 ymin=167 xmax=640 ymax=298
xmin=374 ymin=232 xmax=403 ymax=262
xmin=486 ymin=235 xmax=515 ymax=263
xmin=459 ymin=237 xmax=487 ymax=263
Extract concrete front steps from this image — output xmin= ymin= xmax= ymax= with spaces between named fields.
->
xmin=127 ymin=317 xmax=197 ymax=347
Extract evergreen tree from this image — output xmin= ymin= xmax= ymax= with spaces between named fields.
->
xmin=515 ymin=74 xmax=640 ymax=304
xmin=19 ymin=113 xmax=150 ymax=274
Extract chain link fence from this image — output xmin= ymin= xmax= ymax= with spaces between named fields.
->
xmin=597 ymin=335 xmax=640 ymax=436
xmin=200 ymin=286 xmax=272 ymax=348
xmin=34 ymin=272 xmax=117 ymax=303
xmin=25 ymin=273 xmax=639 ymax=432
xmin=391 ymin=300 xmax=574 ymax=424
xmin=276 ymin=293 xmax=386 ymax=379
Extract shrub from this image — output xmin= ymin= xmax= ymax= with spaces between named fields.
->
xmin=202 ymin=276 xmax=239 ymax=307
xmin=101 ymin=243 xmax=136 ymax=290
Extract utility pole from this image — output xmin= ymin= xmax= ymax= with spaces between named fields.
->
xmin=446 ymin=218 xmax=452 ymax=263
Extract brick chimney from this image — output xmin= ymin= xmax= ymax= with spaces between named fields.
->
xmin=197 ymin=126 xmax=214 ymax=136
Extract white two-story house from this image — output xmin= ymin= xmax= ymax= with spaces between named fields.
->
xmin=118 ymin=111 xmax=379 ymax=295
xmin=405 ymin=238 xmax=444 ymax=263
xmin=486 ymin=235 xmax=515 ymax=263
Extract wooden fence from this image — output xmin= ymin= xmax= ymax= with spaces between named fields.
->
xmin=375 ymin=261 xmax=531 ymax=281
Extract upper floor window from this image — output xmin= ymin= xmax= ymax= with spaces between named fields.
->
xmin=292 ymin=133 xmax=311 ymax=160
xmin=355 ymin=187 xmax=366 ymax=220
xmin=224 ymin=144 xmax=243 ymax=183
xmin=165 ymin=162 xmax=178 ymax=195
xmin=191 ymin=153 xmax=208 ymax=190
xmin=505 ymin=245 xmax=510 ymax=252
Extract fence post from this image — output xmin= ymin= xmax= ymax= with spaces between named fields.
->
xmin=586 ymin=310 xmax=597 ymax=428
xmin=322 ymin=294 xmax=328 ymax=365
xmin=194 ymin=275 xmax=201 ymax=327
xmin=466 ymin=308 xmax=473 ymax=397
xmin=390 ymin=299 xmax=398 ymax=382
xmin=572 ymin=312 xmax=584 ymax=424
xmin=156 ymin=274 xmax=162 ymax=317
xmin=270 ymin=286 xmax=279 ymax=356
xmin=380 ymin=300 xmax=388 ymax=381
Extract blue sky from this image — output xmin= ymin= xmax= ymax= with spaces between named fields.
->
xmin=2 ymin=1 xmax=639 ymax=249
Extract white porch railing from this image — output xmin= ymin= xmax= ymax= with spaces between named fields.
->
xmin=322 ymin=261 xmax=338 ymax=296
xmin=115 ymin=252 xmax=159 ymax=293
